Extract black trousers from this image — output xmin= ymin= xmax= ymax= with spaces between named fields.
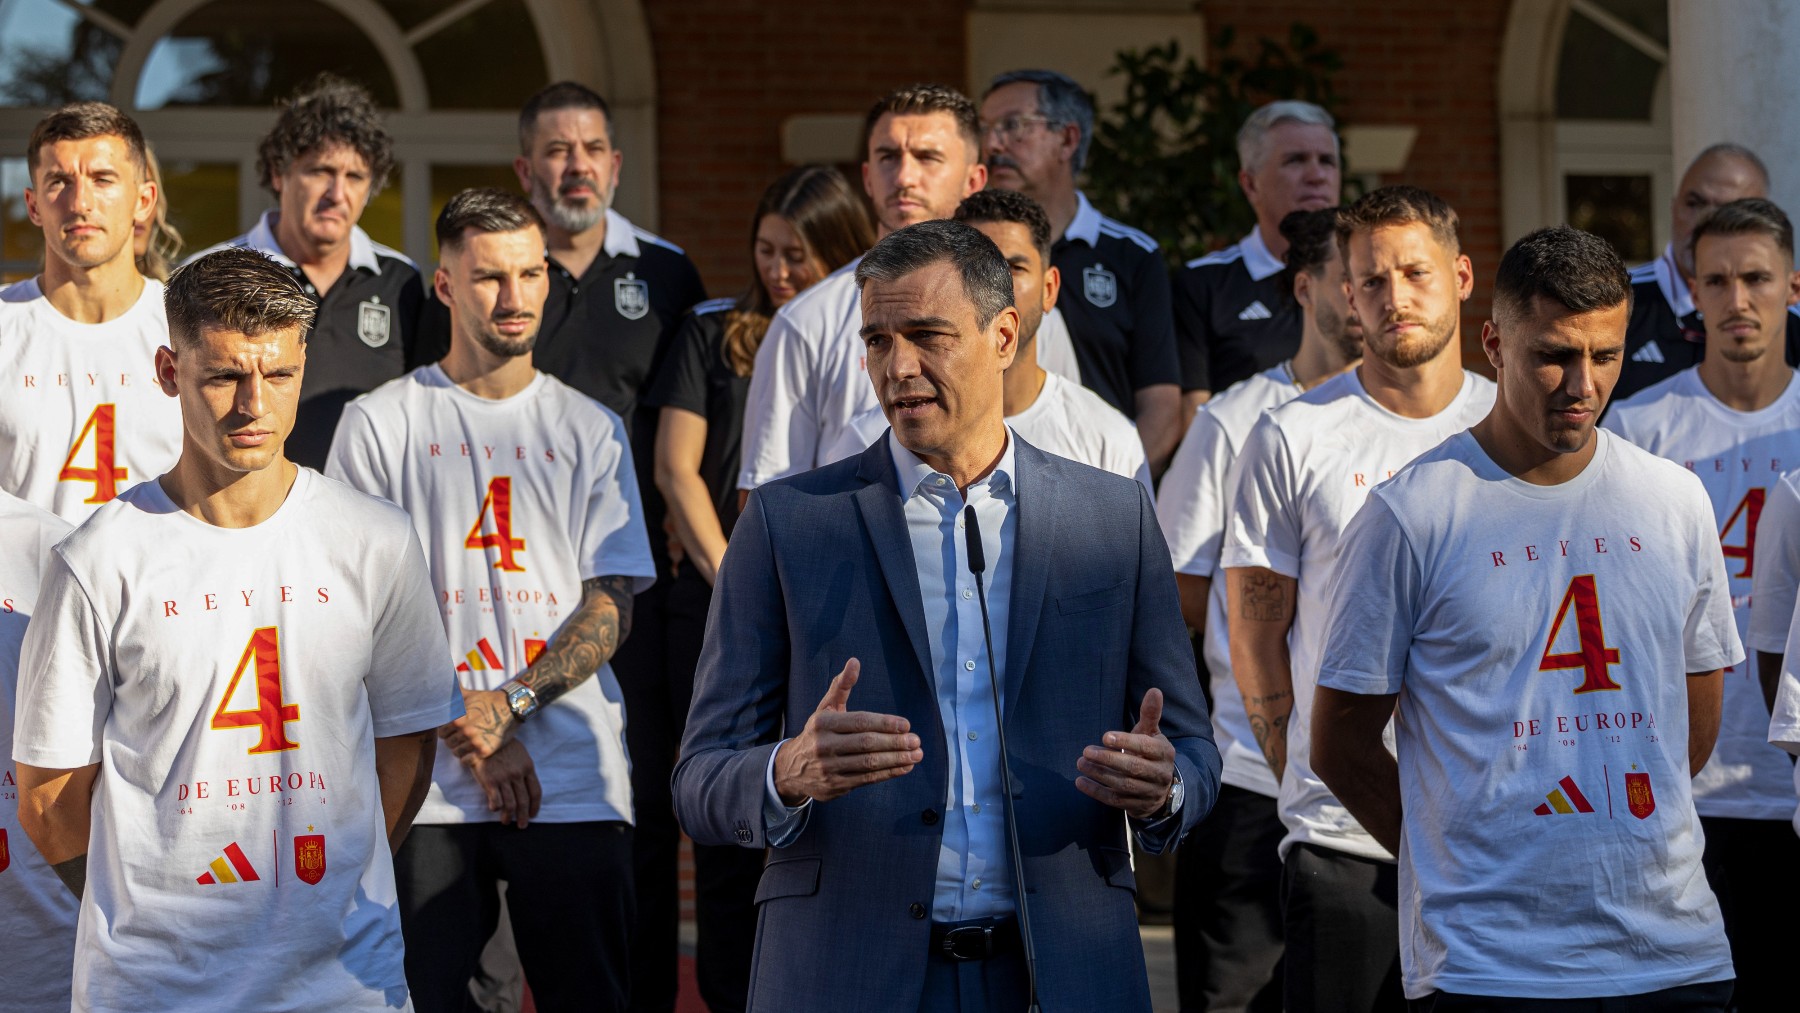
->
xmin=395 ymin=820 xmax=635 ymax=1013
xmin=1174 ymin=783 xmax=1285 ymax=1012
xmin=1282 ymin=842 xmax=1404 ymax=1013
xmin=615 ymin=573 xmax=764 ymax=1013
xmin=1409 ymin=980 xmax=1733 ymax=1012
xmin=1698 ymin=814 xmax=1800 ymax=1012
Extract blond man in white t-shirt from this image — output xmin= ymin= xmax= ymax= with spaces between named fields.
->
xmin=328 ymin=188 xmax=655 ymax=1013
xmin=0 ymin=102 xmax=181 ymax=522
xmin=1314 ymin=225 xmax=1735 ymax=1009
xmin=1224 ymin=186 xmax=1495 ymax=1013
xmin=14 ymin=247 xmax=459 ymax=1012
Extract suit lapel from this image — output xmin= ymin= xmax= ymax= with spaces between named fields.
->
xmin=1003 ymin=438 xmax=1057 ymax=716
xmin=852 ymin=435 xmax=935 ymax=685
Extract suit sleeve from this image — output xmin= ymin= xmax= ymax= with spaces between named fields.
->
xmin=672 ymin=487 xmax=797 ymax=848
xmin=1127 ymin=484 xmax=1221 ymax=853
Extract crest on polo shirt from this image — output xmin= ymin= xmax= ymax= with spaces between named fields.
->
xmin=1083 ymin=264 xmax=1117 ymax=308
xmin=615 ymin=272 xmax=650 ymax=320
xmin=357 ymin=297 xmax=392 ymax=348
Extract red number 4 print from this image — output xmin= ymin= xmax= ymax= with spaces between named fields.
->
xmin=1540 ymin=574 xmax=1622 ymax=694
xmin=212 ymin=626 xmax=301 ymax=753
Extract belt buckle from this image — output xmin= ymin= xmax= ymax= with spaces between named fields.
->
xmin=940 ymin=925 xmax=993 ymax=961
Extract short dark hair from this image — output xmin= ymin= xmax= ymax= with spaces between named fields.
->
xmin=165 ymin=248 xmax=317 ymax=348
xmin=854 ymin=219 xmax=1013 ymax=330
xmin=27 ymin=102 xmax=148 ymax=178
xmin=1336 ymin=185 xmax=1460 ymax=261
xmin=984 ymin=69 xmax=1094 ymax=174
xmin=1492 ymin=226 xmax=1632 ymax=326
xmin=953 ymin=188 xmax=1052 ymax=262
xmin=861 ymin=84 xmax=981 ymax=162
xmin=1691 ymin=197 xmax=1795 ymax=262
xmin=256 ymin=74 xmax=395 ymax=194
xmin=436 ymin=187 xmax=546 ymax=253
xmin=1278 ymin=207 xmax=1341 ymax=309
xmin=519 ymin=81 xmax=613 ymax=152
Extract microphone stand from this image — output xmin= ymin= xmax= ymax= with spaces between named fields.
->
xmin=964 ymin=504 xmax=1042 ymax=1012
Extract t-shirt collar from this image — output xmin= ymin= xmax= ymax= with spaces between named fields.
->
xmin=1655 ymin=243 xmax=1694 ymax=318
xmin=1062 ymin=191 xmax=1102 ymax=247
xmin=601 ymin=207 xmax=641 ymax=259
xmin=1241 ymin=225 xmax=1285 ymax=281
xmin=246 ymin=209 xmax=384 ymax=275
xmin=888 ymin=426 xmax=1016 ymax=501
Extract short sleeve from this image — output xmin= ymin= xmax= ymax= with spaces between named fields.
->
xmin=1156 ymin=408 xmax=1234 ymax=575
xmin=1749 ymin=474 xmax=1800 ymax=654
xmin=13 ymin=551 xmax=114 ymax=769
xmin=1682 ymin=477 xmax=1745 ymax=674
xmin=1172 ymin=265 xmax=1211 ymax=392
xmin=324 ymin=401 xmax=390 ymax=499
xmin=738 ymin=306 xmax=820 ymax=489
xmin=579 ymin=414 xmax=658 ymax=593
xmin=1222 ymin=413 xmax=1302 ymax=578
xmin=1769 ymin=593 xmax=1800 ymax=752
xmin=1126 ymin=253 xmax=1180 ymax=391
xmin=1316 ymin=495 xmax=1420 ymax=696
xmin=365 ymin=530 xmax=464 ymax=737
xmin=644 ymin=312 xmax=717 ymax=418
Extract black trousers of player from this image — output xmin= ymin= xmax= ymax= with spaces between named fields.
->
xmin=396 ymin=820 xmax=635 ymax=1013
xmin=1174 ymin=784 xmax=1285 ymax=1012
xmin=1699 ymin=814 xmax=1800 ymax=1011
xmin=1409 ymin=980 xmax=1734 ymax=1012
xmin=1282 ymin=842 xmax=1405 ymax=1013
xmin=615 ymin=574 xmax=764 ymax=1013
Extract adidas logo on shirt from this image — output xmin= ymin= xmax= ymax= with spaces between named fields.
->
xmin=1631 ymin=340 xmax=1666 ymax=364
xmin=196 ymin=841 xmax=262 ymax=884
xmin=1532 ymin=775 xmax=1596 ymax=816
xmin=1237 ymin=300 xmax=1272 ymax=321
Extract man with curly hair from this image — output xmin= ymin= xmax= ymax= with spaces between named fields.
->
xmin=190 ymin=74 xmax=428 ymax=468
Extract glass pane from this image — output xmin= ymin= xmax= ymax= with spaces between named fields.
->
xmin=135 ymin=0 xmax=398 ymax=109
xmin=431 ymin=163 xmax=523 ymax=263
xmin=158 ymin=159 xmax=238 ymax=256
xmin=2 ymin=157 xmax=43 ymax=282
xmin=0 ymin=0 xmax=123 ymax=105
xmin=359 ymin=182 xmax=405 ymax=252
xmin=1565 ymin=174 xmax=1654 ymax=263
xmin=1590 ymin=0 xmax=1669 ymax=46
xmin=1556 ymin=10 xmax=1661 ymax=120
xmin=413 ymin=0 xmax=547 ymax=110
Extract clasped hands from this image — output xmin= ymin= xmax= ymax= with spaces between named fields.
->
xmin=441 ymin=686 xmax=540 ymax=828
xmin=772 ymin=658 xmax=1178 ymax=819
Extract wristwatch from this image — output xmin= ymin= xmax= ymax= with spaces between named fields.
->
xmin=1153 ymin=767 xmax=1185 ymax=821
xmin=501 ymin=679 xmax=540 ymax=723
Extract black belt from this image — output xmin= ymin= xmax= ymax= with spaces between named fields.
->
xmin=929 ymin=918 xmax=1022 ymax=961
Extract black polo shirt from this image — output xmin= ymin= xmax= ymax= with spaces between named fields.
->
xmin=1616 ymin=246 xmax=1800 ymax=405
xmin=1172 ymin=226 xmax=1300 ymax=397
xmin=1050 ymin=193 xmax=1180 ymax=417
xmin=642 ymin=298 xmax=747 ymax=539
xmin=192 ymin=211 xmax=426 ymax=469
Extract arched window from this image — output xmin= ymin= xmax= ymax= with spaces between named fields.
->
xmin=0 ymin=0 xmax=659 ymax=280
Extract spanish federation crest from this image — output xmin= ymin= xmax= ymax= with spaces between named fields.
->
xmin=1624 ymin=770 xmax=1655 ymax=820
xmin=357 ymin=297 xmax=391 ymax=348
xmin=1083 ymin=264 xmax=1117 ymax=308
xmin=295 ymin=832 xmax=326 ymax=885
xmin=615 ymin=272 xmax=650 ymax=320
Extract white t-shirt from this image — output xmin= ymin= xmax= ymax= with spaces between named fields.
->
xmin=1749 ymin=467 xmax=1800 ymax=656
xmin=1604 ymin=367 xmax=1800 ymax=821
xmin=1224 ymin=367 xmax=1495 ymax=860
xmin=12 ymin=469 xmax=461 ymax=1013
xmin=1158 ymin=366 xmax=1299 ymax=797
xmin=327 ymin=366 xmax=657 ymax=826
xmin=1318 ymin=430 xmax=1737 ymax=999
xmin=0 ymin=278 xmax=182 ymax=523
xmin=1033 ymin=306 xmax=1082 ymax=386
xmin=0 ymin=490 xmax=77 ymax=1010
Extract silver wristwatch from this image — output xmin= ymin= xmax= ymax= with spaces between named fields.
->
xmin=1156 ymin=767 xmax=1185 ymax=821
xmin=502 ymin=679 xmax=540 ymax=723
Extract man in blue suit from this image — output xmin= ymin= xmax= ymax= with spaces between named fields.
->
xmin=674 ymin=218 xmax=1220 ymax=1012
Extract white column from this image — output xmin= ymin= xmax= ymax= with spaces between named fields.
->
xmin=1670 ymin=0 xmax=1800 ymax=222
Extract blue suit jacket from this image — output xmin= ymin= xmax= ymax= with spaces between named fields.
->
xmin=673 ymin=432 xmax=1221 ymax=1012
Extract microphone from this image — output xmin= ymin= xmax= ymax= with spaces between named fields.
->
xmin=964 ymin=504 xmax=1042 ymax=1012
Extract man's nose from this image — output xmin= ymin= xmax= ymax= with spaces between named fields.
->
xmin=238 ymin=375 xmax=266 ymax=419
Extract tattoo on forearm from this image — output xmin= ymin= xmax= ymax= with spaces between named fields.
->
xmin=1248 ymin=712 xmax=1290 ymax=777
xmin=1240 ymin=572 xmax=1290 ymax=622
xmin=52 ymin=855 xmax=86 ymax=899
xmin=518 ymin=575 xmax=634 ymax=706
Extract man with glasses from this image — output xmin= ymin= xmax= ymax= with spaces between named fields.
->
xmin=980 ymin=69 xmax=1182 ymax=475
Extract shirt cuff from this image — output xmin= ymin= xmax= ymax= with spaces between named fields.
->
xmin=764 ymin=738 xmax=812 ymax=847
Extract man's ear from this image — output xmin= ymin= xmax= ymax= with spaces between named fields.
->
xmin=154 ymin=345 xmax=179 ymax=397
xmin=1480 ymin=319 xmax=1503 ymax=373
xmin=994 ymin=305 xmax=1020 ymax=369
xmin=1042 ymin=265 xmax=1060 ymax=312
xmin=1294 ymin=269 xmax=1315 ymax=311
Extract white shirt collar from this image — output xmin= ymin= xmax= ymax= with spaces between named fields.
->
xmin=245 ymin=209 xmax=384 ymax=274
xmin=888 ymin=427 xmax=1016 ymax=501
xmin=1655 ymin=243 xmax=1694 ymax=318
xmin=1063 ymin=191 xmax=1102 ymax=247
xmin=601 ymin=207 xmax=641 ymax=259
xmin=1240 ymin=225 xmax=1285 ymax=281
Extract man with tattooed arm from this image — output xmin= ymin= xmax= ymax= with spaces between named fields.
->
xmin=328 ymin=188 xmax=656 ymax=1012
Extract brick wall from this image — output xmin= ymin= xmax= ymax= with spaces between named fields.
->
xmin=1198 ymin=0 xmax=1511 ymax=366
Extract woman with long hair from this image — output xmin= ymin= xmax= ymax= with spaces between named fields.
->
xmin=133 ymin=145 xmax=183 ymax=281
xmin=632 ymin=164 xmax=872 ymax=1012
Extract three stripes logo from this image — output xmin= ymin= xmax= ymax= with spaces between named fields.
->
xmin=1237 ymin=300 xmax=1272 ymax=322
xmin=1630 ymin=340 xmax=1666 ymax=364
xmin=1532 ymin=775 xmax=1596 ymax=816
xmin=456 ymin=636 xmax=548 ymax=674
xmin=196 ymin=841 xmax=261 ymax=884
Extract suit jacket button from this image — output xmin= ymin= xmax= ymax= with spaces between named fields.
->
xmin=909 ymin=902 xmax=926 ymax=919
xmin=921 ymin=808 xmax=939 ymax=825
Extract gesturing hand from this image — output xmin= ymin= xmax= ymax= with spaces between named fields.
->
xmin=1076 ymin=688 xmax=1177 ymax=820
xmin=773 ymin=658 xmax=923 ymax=806
xmin=467 ymin=740 xmax=543 ymax=829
